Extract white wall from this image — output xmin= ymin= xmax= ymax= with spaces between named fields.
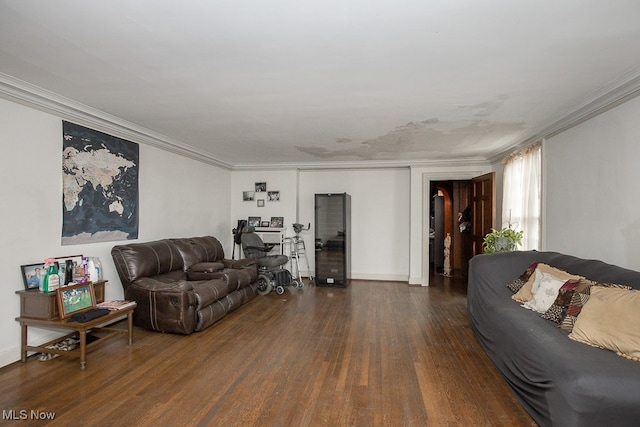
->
xmin=0 ymin=98 xmax=231 ymax=367
xmin=229 ymin=169 xmax=299 ymax=257
xmin=299 ymin=168 xmax=411 ymax=281
xmin=544 ymin=95 xmax=640 ymax=271
xmin=231 ymin=168 xmax=412 ymax=281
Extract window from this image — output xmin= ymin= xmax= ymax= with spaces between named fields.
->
xmin=502 ymin=142 xmax=542 ymax=250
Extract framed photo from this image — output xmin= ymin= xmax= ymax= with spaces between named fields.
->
xmin=248 ymin=216 xmax=261 ymax=227
xmin=267 ymin=191 xmax=280 ymax=201
xmin=56 ymin=282 xmax=97 ymax=319
xmin=260 ymin=220 xmax=270 ymax=227
xmin=255 ymin=182 xmax=267 ymax=192
xmin=243 ymin=191 xmax=255 ymax=201
xmin=270 ymin=216 xmax=284 ymax=228
xmin=21 ymin=263 xmax=45 ymax=291
xmin=257 ymin=199 xmax=265 ymax=207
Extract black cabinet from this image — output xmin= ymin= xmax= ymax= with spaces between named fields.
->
xmin=315 ymin=193 xmax=351 ymax=287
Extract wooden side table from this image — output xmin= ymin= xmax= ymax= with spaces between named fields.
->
xmin=15 ymin=282 xmax=136 ymax=370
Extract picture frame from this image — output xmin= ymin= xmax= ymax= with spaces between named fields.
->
xmin=270 ymin=216 xmax=284 ymax=228
xmin=257 ymin=199 xmax=265 ymax=207
xmin=260 ymin=220 xmax=270 ymax=227
xmin=248 ymin=216 xmax=261 ymax=227
xmin=267 ymin=191 xmax=280 ymax=201
xmin=255 ymin=182 xmax=267 ymax=192
xmin=243 ymin=191 xmax=255 ymax=201
xmin=21 ymin=263 xmax=45 ymax=291
xmin=56 ymin=282 xmax=97 ymax=319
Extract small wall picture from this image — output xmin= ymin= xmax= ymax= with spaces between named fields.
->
xmin=248 ymin=216 xmax=261 ymax=227
xmin=261 ymin=220 xmax=270 ymax=227
xmin=257 ymin=199 xmax=265 ymax=207
xmin=21 ymin=263 xmax=45 ymax=290
xmin=268 ymin=191 xmax=280 ymax=201
xmin=255 ymin=182 xmax=267 ymax=192
xmin=270 ymin=216 xmax=284 ymax=228
xmin=243 ymin=191 xmax=255 ymax=201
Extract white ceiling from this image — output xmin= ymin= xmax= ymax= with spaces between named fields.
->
xmin=1 ymin=0 xmax=640 ymax=169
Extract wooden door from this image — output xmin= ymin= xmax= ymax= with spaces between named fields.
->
xmin=471 ymin=172 xmax=495 ymax=256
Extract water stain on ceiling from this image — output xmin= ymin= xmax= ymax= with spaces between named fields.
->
xmin=297 ymin=96 xmax=525 ymax=161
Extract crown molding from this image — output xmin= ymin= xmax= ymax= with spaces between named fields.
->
xmin=0 ymin=73 xmax=234 ymax=170
xmin=230 ymin=156 xmax=489 ymax=171
xmin=487 ymin=67 xmax=640 ymax=163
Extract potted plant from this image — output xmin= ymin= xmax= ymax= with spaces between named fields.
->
xmin=483 ymin=227 xmax=524 ymax=254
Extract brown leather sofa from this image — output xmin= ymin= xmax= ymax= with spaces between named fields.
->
xmin=111 ymin=236 xmax=258 ymax=334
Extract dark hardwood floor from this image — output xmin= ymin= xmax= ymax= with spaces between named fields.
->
xmin=0 ymin=275 xmax=536 ymax=426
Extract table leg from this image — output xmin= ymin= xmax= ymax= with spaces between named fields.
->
xmin=79 ymin=330 xmax=87 ymax=370
xmin=21 ymin=324 xmax=28 ymax=362
xmin=127 ymin=311 xmax=133 ymax=345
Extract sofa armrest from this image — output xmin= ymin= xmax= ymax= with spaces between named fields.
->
xmin=125 ymin=278 xmax=197 ymax=334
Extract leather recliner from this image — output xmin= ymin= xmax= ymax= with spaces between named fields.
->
xmin=111 ymin=236 xmax=258 ymax=334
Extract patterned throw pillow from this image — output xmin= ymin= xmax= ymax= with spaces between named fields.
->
xmin=541 ymin=279 xmax=580 ymax=323
xmin=506 ymin=261 xmax=539 ymax=293
xmin=559 ymin=280 xmax=632 ymax=332
xmin=512 ymin=264 xmax=582 ymax=303
xmin=522 ymin=270 xmax=568 ymax=313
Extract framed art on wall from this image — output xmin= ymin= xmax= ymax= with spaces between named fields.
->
xmin=268 ymin=191 xmax=280 ymax=201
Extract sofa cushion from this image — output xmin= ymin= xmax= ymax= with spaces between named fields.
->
xmin=521 ymin=270 xmax=569 ymax=313
xmin=111 ymin=240 xmax=185 ymax=289
xmin=512 ymin=263 xmax=581 ymax=303
xmin=192 ymin=279 xmax=231 ymax=308
xmin=541 ymin=280 xmax=580 ymax=323
xmin=506 ymin=261 xmax=539 ymax=293
xmin=569 ymin=286 xmax=640 ymax=361
xmin=559 ymin=280 xmax=632 ymax=332
xmin=171 ymin=236 xmax=225 ymax=270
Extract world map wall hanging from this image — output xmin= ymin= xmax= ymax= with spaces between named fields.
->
xmin=61 ymin=121 xmax=139 ymax=245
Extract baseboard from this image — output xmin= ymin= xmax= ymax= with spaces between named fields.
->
xmin=0 ymin=345 xmax=21 ymax=368
xmin=0 ymin=330 xmax=68 ymax=369
xmin=302 ymin=273 xmax=409 ymax=283
xmin=408 ymin=276 xmax=427 ymax=286
xmin=350 ymin=273 xmax=408 ymax=282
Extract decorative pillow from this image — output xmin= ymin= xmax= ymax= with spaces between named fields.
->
xmin=506 ymin=261 xmax=539 ymax=293
xmin=559 ymin=280 xmax=632 ymax=332
xmin=521 ymin=270 xmax=568 ymax=313
xmin=541 ymin=279 xmax=580 ymax=323
xmin=568 ymin=287 xmax=640 ymax=361
xmin=512 ymin=264 xmax=582 ymax=303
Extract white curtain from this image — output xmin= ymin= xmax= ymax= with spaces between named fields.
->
xmin=502 ymin=141 xmax=541 ymax=250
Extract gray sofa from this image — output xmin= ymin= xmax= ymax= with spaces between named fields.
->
xmin=111 ymin=236 xmax=258 ymax=334
xmin=468 ymin=250 xmax=640 ymax=427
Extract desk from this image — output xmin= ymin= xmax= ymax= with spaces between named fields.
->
xmin=17 ymin=305 xmax=136 ymax=370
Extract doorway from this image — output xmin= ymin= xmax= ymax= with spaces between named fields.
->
xmin=429 ymin=180 xmax=472 ymax=278
xmin=422 ymin=172 xmax=495 ymax=284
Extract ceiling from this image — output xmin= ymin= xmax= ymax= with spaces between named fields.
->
xmin=1 ymin=0 xmax=640 ymax=169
